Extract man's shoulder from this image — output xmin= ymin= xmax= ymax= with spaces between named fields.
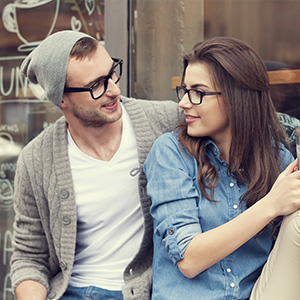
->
xmin=21 ymin=116 xmax=66 ymax=154
xmin=121 ymin=95 xmax=181 ymax=123
xmin=277 ymin=112 xmax=300 ymax=130
xmin=277 ymin=112 xmax=300 ymax=157
xmin=121 ymin=96 xmax=182 ymax=143
xmin=121 ymin=95 xmax=178 ymax=110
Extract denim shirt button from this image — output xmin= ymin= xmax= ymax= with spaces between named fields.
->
xmin=169 ymin=229 xmax=174 ymax=235
xmin=226 ymin=268 xmax=231 ymax=273
xmin=230 ymin=282 xmax=235 ymax=288
xmin=229 ymin=182 xmax=234 ymax=187
xmin=233 ymin=204 xmax=238 ymax=210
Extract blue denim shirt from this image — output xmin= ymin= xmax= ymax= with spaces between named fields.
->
xmin=144 ymin=132 xmax=294 ymax=300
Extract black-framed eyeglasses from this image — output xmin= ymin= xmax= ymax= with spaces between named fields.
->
xmin=64 ymin=58 xmax=123 ymax=100
xmin=176 ymin=86 xmax=221 ymax=105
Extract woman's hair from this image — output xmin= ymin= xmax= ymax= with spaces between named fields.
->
xmin=178 ymin=36 xmax=289 ymax=210
xmin=70 ymin=37 xmax=98 ymax=60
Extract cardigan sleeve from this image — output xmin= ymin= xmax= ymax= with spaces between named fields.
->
xmin=10 ymin=150 xmax=51 ymax=292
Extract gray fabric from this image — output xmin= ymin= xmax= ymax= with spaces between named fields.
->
xmin=277 ymin=112 xmax=300 ymax=158
xmin=11 ymin=96 xmax=182 ymax=300
xmin=21 ymin=31 xmax=93 ymax=107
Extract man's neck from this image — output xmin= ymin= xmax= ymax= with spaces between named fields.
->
xmin=67 ymin=118 xmax=123 ymax=162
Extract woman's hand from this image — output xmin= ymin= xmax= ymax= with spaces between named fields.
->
xmin=263 ymin=160 xmax=300 ymax=218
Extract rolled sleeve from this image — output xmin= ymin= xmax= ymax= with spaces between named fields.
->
xmin=144 ymin=132 xmax=202 ymax=264
xmin=155 ymin=210 xmax=202 ymax=264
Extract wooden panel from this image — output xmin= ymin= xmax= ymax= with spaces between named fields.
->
xmin=268 ymin=69 xmax=300 ymax=85
xmin=172 ymin=76 xmax=182 ymax=89
xmin=172 ymin=69 xmax=300 ymax=89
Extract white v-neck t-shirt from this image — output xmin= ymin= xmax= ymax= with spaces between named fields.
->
xmin=68 ymin=104 xmax=143 ymax=290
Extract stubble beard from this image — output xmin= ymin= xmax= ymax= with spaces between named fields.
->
xmin=72 ymin=104 xmax=122 ymax=128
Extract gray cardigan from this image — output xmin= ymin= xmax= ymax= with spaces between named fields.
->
xmin=10 ymin=96 xmax=182 ymax=300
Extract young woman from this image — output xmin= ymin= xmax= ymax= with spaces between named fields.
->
xmin=144 ymin=37 xmax=300 ymax=300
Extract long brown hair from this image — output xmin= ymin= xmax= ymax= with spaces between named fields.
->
xmin=178 ymin=36 xmax=289 ymax=209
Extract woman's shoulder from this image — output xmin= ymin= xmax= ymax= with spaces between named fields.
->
xmin=145 ymin=131 xmax=198 ymax=178
xmin=148 ymin=131 xmax=195 ymax=166
xmin=152 ymin=131 xmax=181 ymax=151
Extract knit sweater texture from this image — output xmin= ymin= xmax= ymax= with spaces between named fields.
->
xmin=11 ymin=96 xmax=182 ymax=300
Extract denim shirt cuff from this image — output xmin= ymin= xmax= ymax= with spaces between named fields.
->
xmin=160 ymin=221 xmax=202 ymax=265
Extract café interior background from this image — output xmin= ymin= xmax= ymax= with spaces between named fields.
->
xmin=0 ymin=1 xmax=299 ymax=299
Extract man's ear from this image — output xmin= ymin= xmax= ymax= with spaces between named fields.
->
xmin=60 ymin=96 xmax=68 ymax=109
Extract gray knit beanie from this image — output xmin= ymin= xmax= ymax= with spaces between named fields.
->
xmin=21 ymin=30 xmax=95 ymax=107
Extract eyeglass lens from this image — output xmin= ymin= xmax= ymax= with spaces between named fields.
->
xmin=177 ymin=87 xmax=202 ymax=104
xmin=92 ymin=62 xmax=122 ymax=99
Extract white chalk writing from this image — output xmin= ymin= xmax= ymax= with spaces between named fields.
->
xmin=0 ymin=66 xmax=29 ymax=98
xmin=2 ymin=272 xmax=14 ymax=300
xmin=0 ymin=125 xmax=19 ymax=133
xmin=0 ymin=230 xmax=15 ymax=300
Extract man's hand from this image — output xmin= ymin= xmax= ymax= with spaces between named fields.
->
xmin=15 ymin=280 xmax=47 ymax=300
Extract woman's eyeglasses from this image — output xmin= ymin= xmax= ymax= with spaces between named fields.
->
xmin=176 ymin=86 xmax=221 ymax=105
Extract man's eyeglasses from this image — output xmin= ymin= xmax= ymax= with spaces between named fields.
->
xmin=176 ymin=86 xmax=221 ymax=105
xmin=64 ymin=58 xmax=123 ymax=100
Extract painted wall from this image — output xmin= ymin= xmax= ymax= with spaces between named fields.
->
xmin=134 ymin=0 xmax=204 ymax=101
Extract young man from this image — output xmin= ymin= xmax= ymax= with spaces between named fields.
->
xmin=10 ymin=31 xmax=181 ymax=300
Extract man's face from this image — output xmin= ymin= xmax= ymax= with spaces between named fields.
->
xmin=62 ymin=44 xmax=122 ymax=128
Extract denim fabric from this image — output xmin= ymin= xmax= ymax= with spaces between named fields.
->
xmin=60 ymin=285 xmax=123 ymax=300
xmin=144 ymin=132 xmax=294 ymax=300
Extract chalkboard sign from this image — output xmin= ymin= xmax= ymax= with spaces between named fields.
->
xmin=0 ymin=1 xmax=105 ymax=298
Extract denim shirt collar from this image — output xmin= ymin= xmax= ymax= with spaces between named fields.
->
xmin=204 ymin=139 xmax=229 ymax=168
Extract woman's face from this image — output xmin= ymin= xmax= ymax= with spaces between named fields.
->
xmin=179 ymin=62 xmax=231 ymax=147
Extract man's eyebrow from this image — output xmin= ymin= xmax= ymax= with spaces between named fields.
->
xmin=84 ymin=60 xmax=115 ymax=87
xmin=84 ymin=75 xmax=106 ymax=88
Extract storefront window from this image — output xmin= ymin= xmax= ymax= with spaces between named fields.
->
xmin=0 ymin=1 xmax=104 ymax=299
xmin=204 ymin=0 xmax=300 ymax=119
